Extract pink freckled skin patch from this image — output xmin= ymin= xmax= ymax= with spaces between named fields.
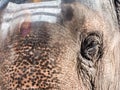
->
xmin=20 ymin=22 xmax=31 ymax=37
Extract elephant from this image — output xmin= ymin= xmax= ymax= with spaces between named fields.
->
xmin=0 ymin=0 xmax=120 ymax=90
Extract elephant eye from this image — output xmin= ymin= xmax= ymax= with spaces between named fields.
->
xmin=80 ymin=32 xmax=103 ymax=61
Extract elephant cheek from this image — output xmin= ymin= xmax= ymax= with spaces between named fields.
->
xmin=54 ymin=44 xmax=84 ymax=90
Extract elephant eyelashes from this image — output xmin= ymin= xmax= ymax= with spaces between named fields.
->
xmin=80 ymin=32 xmax=103 ymax=62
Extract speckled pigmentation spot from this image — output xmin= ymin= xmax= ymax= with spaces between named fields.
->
xmin=1 ymin=22 xmax=61 ymax=90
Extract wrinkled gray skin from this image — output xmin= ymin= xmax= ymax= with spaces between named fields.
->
xmin=0 ymin=1 xmax=120 ymax=90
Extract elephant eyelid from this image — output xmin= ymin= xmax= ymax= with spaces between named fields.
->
xmin=80 ymin=32 xmax=103 ymax=61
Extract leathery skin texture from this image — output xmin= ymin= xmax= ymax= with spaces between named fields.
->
xmin=0 ymin=2 xmax=106 ymax=90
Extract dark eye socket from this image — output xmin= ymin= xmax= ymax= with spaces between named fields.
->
xmin=84 ymin=38 xmax=98 ymax=48
xmin=87 ymin=41 xmax=98 ymax=47
xmin=80 ymin=32 xmax=103 ymax=61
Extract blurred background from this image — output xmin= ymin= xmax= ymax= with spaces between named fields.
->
xmin=9 ymin=0 xmax=54 ymax=4
xmin=9 ymin=0 xmax=75 ymax=4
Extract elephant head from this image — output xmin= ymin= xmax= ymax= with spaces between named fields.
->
xmin=0 ymin=1 xmax=119 ymax=90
